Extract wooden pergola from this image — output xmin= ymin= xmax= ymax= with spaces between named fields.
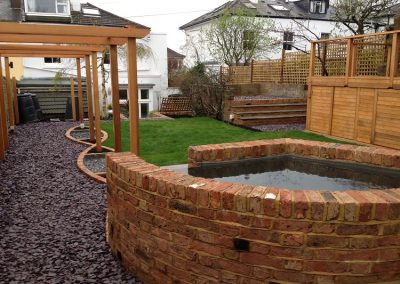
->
xmin=0 ymin=22 xmax=150 ymax=160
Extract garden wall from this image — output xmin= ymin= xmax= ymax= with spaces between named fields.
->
xmin=107 ymin=139 xmax=400 ymax=283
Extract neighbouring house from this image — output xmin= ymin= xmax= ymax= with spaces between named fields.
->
xmin=0 ymin=0 xmax=169 ymax=118
xmin=167 ymin=48 xmax=185 ymax=89
xmin=180 ymin=0 xmax=344 ymax=66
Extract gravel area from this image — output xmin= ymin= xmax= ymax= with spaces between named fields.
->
xmin=251 ymin=123 xmax=305 ymax=132
xmin=0 ymin=122 xmax=139 ymax=283
xmin=234 ymin=95 xmax=304 ymax=100
xmin=84 ymin=154 xmax=106 ymax=173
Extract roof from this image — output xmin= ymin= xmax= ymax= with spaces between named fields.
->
xmin=180 ymin=0 xmax=335 ymax=30
xmin=0 ymin=1 xmax=149 ymax=30
xmin=167 ymin=48 xmax=185 ymax=59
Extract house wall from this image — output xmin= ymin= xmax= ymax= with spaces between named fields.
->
xmin=1 ymin=57 xmax=24 ymax=80
xmin=182 ymin=18 xmax=341 ymax=66
xmin=20 ymin=33 xmax=169 ymax=113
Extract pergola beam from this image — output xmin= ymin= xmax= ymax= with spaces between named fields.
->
xmin=0 ymin=34 xmax=126 ymax=45
xmin=0 ymin=44 xmax=105 ymax=52
xmin=0 ymin=53 xmax=88 ymax=58
xmin=0 ymin=22 xmax=150 ymax=39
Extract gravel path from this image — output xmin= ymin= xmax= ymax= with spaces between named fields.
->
xmin=0 ymin=122 xmax=138 ymax=283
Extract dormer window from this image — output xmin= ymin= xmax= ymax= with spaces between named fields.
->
xmin=25 ymin=0 xmax=70 ymax=16
xmin=310 ymin=0 xmax=327 ymax=14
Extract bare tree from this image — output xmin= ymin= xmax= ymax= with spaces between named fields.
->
xmin=331 ymin=0 xmax=399 ymax=35
xmin=203 ymin=7 xmax=277 ymax=66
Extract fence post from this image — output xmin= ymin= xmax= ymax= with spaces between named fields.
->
xmin=345 ymin=38 xmax=354 ymax=86
xmin=250 ymin=60 xmax=254 ymax=83
xmin=280 ymin=49 xmax=286 ymax=83
xmin=390 ymin=32 xmax=399 ymax=87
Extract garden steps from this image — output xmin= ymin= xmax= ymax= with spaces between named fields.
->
xmin=231 ymin=99 xmax=307 ymax=126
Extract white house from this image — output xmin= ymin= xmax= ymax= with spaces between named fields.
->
xmin=180 ymin=0 xmax=346 ymax=66
xmin=0 ymin=0 xmax=170 ymax=118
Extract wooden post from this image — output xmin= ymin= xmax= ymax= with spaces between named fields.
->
xmin=12 ymin=77 xmax=19 ymax=125
xmin=85 ymin=55 xmax=95 ymax=142
xmin=70 ymin=76 xmax=76 ymax=121
xmin=390 ymin=32 xmax=399 ymax=87
xmin=5 ymin=57 xmax=14 ymax=129
xmin=280 ymin=49 xmax=286 ymax=83
xmin=0 ymin=57 xmax=8 ymax=149
xmin=306 ymin=42 xmax=316 ymax=131
xmin=91 ymin=52 xmax=102 ymax=152
xmin=345 ymin=38 xmax=354 ymax=85
xmin=127 ymin=37 xmax=139 ymax=155
xmin=110 ymin=45 xmax=121 ymax=152
xmin=250 ymin=60 xmax=254 ymax=83
xmin=76 ymin=58 xmax=84 ymax=123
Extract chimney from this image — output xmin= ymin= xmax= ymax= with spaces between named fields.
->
xmin=70 ymin=0 xmax=81 ymax=11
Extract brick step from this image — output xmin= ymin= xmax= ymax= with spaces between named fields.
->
xmin=235 ymin=109 xmax=306 ymax=115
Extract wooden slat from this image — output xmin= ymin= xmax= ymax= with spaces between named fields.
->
xmin=92 ymin=52 xmax=102 ymax=152
xmin=110 ymin=45 xmax=121 ymax=152
xmin=127 ymin=38 xmax=139 ymax=155
xmin=85 ymin=55 xmax=95 ymax=142
xmin=76 ymin=58 xmax=84 ymax=123
xmin=0 ymin=34 xmax=125 ymax=45
xmin=4 ymin=57 xmax=14 ymax=129
xmin=12 ymin=77 xmax=19 ymax=125
xmin=0 ymin=44 xmax=104 ymax=52
xmin=70 ymin=76 xmax=76 ymax=121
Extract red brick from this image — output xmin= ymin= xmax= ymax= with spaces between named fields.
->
xmin=222 ymin=185 xmax=242 ymax=210
xmin=248 ymin=186 xmax=268 ymax=215
xmin=191 ymin=240 xmax=221 ymax=256
xmin=333 ymin=191 xmax=358 ymax=221
xmin=312 ymin=223 xmax=335 ymax=234
xmin=250 ymin=217 xmax=271 ymax=229
xmin=307 ymin=235 xmax=349 ymax=248
xmin=305 ymin=190 xmax=325 ymax=220
xmin=240 ymin=252 xmax=284 ymax=269
xmin=347 ymin=191 xmax=373 ymax=221
xmin=336 ymin=224 xmax=379 ymax=235
xmin=234 ymin=185 xmax=254 ymax=212
xmin=305 ymin=260 xmax=348 ymax=273
xmin=293 ymin=191 xmax=309 ymax=219
xmin=263 ymin=187 xmax=279 ymax=217
xmin=216 ymin=210 xmax=250 ymax=226
xmin=241 ymin=227 xmax=280 ymax=243
xmin=279 ymin=190 xmax=292 ymax=218
xmin=280 ymin=233 xmax=304 ymax=247
xmin=273 ymin=220 xmax=312 ymax=233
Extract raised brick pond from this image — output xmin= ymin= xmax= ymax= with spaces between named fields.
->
xmin=106 ymin=139 xmax=400 ymax=283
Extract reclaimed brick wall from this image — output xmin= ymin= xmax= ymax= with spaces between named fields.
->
xmin=107 ymin=139 xmax=400 ymax=284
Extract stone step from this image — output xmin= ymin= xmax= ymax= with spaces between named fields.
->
xmin=232 ymin=103 xmax=307 ymax=108
xmin=240 ymin=114 xmax=306 ymax=120
xmin=236 ymin=109 xmax=306 ymax=115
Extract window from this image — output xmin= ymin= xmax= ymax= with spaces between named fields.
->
xmin=44 ymin=57 xmax=61 ymax=63
xmin=243 ymin=30 xmax=255 ymax=50
xmin=25 ymin=0 xmax=69 ymax=15
xmin=119 ymin=89 xmax=127 ymax=100
xmin=310 ymin=0 xmax=326 ymax=14
xmin=321 ymin=33 xmax=330 ymax=39
xmin=283 ymin=31 xmax=294 ymax=50
xmin=140 ymin=89 xmax=149 ymax=100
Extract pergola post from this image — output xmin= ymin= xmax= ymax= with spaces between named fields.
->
xmin=127 ymin=38 xmax=139 ymax=155
xmin=76 ymin=58 xmax=84 ymax=123
xmin=85 ymin=55 xmax=95 ymax=142
xmin=110 ymin=45 xmax=121 ymax=152
xmin=12 ymin=77 xmax=19 ymax=125
xmin=4 ymin=57 xmax=14 ymax=130
xmin=70 ymin=76 xmax=76 ymax=121
xmin=91 ymin=52 xmax=102 ymax=152
xmin=0 ymin=57 xmax=8 ymax=149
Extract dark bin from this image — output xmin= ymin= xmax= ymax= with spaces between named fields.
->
xmin=30 ymin=94 xmax=44 ymax=120
xmin=18 ymin=94 xmax=38 ymax=123
xmin=65 ymin=97 xmax=80 ymax=120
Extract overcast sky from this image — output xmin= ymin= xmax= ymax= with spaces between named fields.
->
xmin=86 ymin=0 xmax=228 ymax=52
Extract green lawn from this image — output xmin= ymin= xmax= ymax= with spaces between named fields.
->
xmin=102 ymin=117 xmax=345 ymax=166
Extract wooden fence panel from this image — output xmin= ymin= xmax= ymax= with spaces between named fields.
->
xmin=356 ymin=88 xmax=375 ymax=144
xmin=374 ymin=89 xmax=400 ymax=149
xmin=331 ymin=87 xmax=357 ymax=140
xmin=308 ymin=86 xmax=333 ymax=134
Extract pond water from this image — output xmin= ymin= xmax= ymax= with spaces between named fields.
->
xmin=169 ymin=156 xmax=400 ymax=191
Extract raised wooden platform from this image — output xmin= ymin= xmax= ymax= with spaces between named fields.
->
xmin=160 ymin=96 xmax=193 ymax=117
xmin=231 ymin=98 xmax=307 ymax=126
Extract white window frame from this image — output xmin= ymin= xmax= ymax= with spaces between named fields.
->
xmin=138 ymin=89 xmax=152 ymax=118
xmin=24 ymin=0 xmax=71 ymax=17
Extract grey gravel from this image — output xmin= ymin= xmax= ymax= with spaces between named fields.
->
xmin=251 ymin=123 xmax=305 ymax=132
xmin=0 ymin=122 xmax=139 ymax=284
xmin=84 ymin=154 xmax=106 ymax=173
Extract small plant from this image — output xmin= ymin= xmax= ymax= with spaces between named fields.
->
xmin=107 ymin=104 xmax=112 ymax=110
